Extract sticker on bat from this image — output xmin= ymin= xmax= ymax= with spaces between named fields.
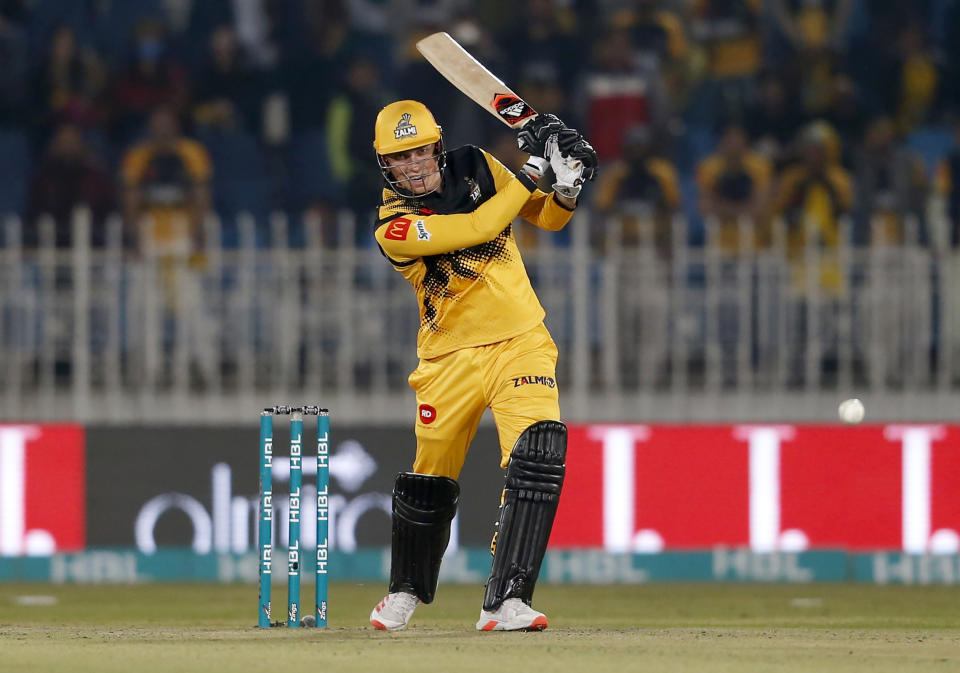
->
xmin=492 ymin=94 xmax=536 ymax=126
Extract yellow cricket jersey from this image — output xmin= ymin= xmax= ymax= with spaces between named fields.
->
xmin=121 ymin=138 xmax=212 ymax=247
xmin=374 ymin=146 xmax=574 ymax=359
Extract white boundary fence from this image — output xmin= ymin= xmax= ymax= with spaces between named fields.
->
xmin=1 ymin=208 xmax=958 ymax=424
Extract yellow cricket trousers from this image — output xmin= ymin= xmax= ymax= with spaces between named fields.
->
xmin=408 ymin=323 xmax=561 ymax=478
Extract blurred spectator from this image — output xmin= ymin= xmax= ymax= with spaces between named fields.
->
xmin=583 ymin=25 xmax=667 ymax=162
xmin=26 ymin=123 xmax=113 ymax=247
xmin=121 ymin=106 xmax=211 ymax=255
xmin=743 ymin=71 xmax=803 ymax=166
xmin=935 ymin=123 xmax=960 ymax=250
xmin=122 ymin=104 xmax=217 ymax=387
xmin=325 ymin=56 xmax=387 ymax=229
xmin=0 ymin=5 xmax=28 ymax=128
xmin=282 ymin=0 xmax=358 ymax=133
xmin=110 ymin=19 xmax=189 ymax=143
xmin=184 ymin=0 xmax=234 ymax=65
xmin=615 ymin=0 xmax=688 ymax=106
xmin=771 ymin=121 xmax=852 ymax=290
xmin=192 ymin=25 xmax=262 ymax=133
xmin=853 ymin=117 xmax=928 ymax=246
xmin=822 ymin=73 xmax=869 ymax=165
xmin=891 ymin=23 xmax=938 ymax=133
xmin=687 ymin=0 xmax=763 ymax=122
xmin=499 ymin=0 xmax=580 ymax=88
xmin=697 ymin=123 xmax=772 ymax=252
xmin=594 ymin=124 xmax=679 ymax=253
xmin=231 ymin=0 xmax=283 ymax=69
xmin=32 ymin=25 xmax=106 ymax=137
xmin=768 ymin=0 xmax=854 ymax=60
xmin=516 ymin=66 xmax=581 ymax=132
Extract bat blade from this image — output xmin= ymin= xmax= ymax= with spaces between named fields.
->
xmin=415 ymin=32 xmax=537 ymax=128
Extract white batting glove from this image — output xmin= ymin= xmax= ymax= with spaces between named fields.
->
xmin=521 ymin=155 xmax=550 ymax=181
xmin=546 ymin=134 xmax=584 ymax=199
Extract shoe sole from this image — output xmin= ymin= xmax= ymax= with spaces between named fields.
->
xmin=478 ymin=615 xmax=548 ymax=632
xmin=370 ymin=618 xmax=411 ymax=631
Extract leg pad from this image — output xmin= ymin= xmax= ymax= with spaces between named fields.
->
xmin=483 ymin=420 xmax=566 ymax=611
xmin=389 ymin=472 xmax=459 ymax=604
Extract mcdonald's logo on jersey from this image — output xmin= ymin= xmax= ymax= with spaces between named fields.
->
xmin=384 ymin=217 xmax=412 ymax=241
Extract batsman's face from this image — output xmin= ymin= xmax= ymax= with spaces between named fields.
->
xmin=382 ymin=143 xmax=442 ymax=194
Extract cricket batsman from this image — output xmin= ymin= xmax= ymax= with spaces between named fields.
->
xmin=367 ymin=100 xmax=597 ymax=631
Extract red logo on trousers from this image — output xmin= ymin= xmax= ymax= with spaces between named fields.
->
xmin=419 ymin=404 xmax=437 ymax=424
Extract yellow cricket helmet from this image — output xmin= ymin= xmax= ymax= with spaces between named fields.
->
xmin=373 ymin=100 xmax=442 ymax=155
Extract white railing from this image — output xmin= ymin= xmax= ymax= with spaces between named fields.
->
xmin=1 ymin=208 xmax=958 ymax=424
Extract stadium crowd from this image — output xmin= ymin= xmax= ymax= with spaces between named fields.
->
xmin=1 ymin=0 xmax=960 ymax=254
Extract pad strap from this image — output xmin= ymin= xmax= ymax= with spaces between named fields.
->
xmin=483 ymin=420 xmax=567 ymax=610
xmin=389 ymin=472 xmax=460 ymax=604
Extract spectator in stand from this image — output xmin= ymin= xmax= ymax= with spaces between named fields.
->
xmin=594 ymin=123 xmax=679 ymax=253
xmin=822 ymin=73 xmax=869 ymax=166
xmin=697 ymin=122 xmax=773 ymax=386
xmin=110 ymin=19 xmax=189 ymax=144
xmin=32 ymin=25 xmax=106 ymax=137
xmin=771 ymin=121 xmax=853 ymax=386
xmin=768 ymin=0 xmax=854 ymax=60
xmin=890 ymin=23 xmax=938 ymax=134
xmin=687 ymin=0 xmax=763 ymax=122
xmin=121 ymin=105 xmax=215 ymax=385
xmin=192 ymin=25 xmax=262 ymax=133
xmin=936 ymin=123 xmax=960 ymax=251
xmin=771 ymin=121 xmax=852 ymax=290
xmin=697 ymin=123 xmax=772 ymax=252
xmin=282 ymin=0 xmax=358 ymax=133
xmin=853 ymin=117 xmax=928 ymax=246
xmin=594 ymin=123 xmax=678 ymax=389
xmin=767 ymin=0 xmax=852 ymax=120
xmin=499 ymin=0 xmax=580 ymax=89
xmin=583 ymin=25 xmax=667 ymax=162
xmin=515 ymin=63 xmax=580 ymax=132
xmin=121 ymin=105 xmax=211 ymax=257
xmin=614 ymin=0 xmax=688 ymax=106
xmin=743 ymin=70 xmax=804 ymax=167
xmin=26 ymin=122 xmax=114 ymax=248
xmin=325 ymin=56 xmax=388 ymax=239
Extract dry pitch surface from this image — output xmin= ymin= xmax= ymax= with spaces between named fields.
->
xmin=1 ymin=583 xmax=958 ymax=673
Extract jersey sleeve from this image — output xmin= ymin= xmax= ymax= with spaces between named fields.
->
xmin=480 ymin=149 xmax=574 ymax=232
xmin=375 ymin=175 xmax=535 ymax=261
xmin=180 ymin=140 xmax=213 ymax=182
xmin=121 ymin=145 xmax=149 ymax=187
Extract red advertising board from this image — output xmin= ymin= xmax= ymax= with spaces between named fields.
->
xmin=551 ymin=424 xmax=960 ymax=553
xmin=0 ymin=424 xmax=86 ymax=556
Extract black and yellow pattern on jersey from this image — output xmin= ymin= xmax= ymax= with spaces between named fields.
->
xmin=375 ymin=146 xmax=574 ymax=359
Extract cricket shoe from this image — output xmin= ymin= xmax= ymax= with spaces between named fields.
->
xmin=476 ymin=598 xmax=548 ymax=631
xmin=370 ymin=592 xmax=419 ymax=631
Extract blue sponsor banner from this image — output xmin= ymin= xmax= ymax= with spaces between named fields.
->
xmin=1 ymin=549 xmax=957 ymax=584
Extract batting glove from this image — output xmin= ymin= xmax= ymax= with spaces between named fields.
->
xmin=517 ymin=113 xmax=566 ymax=157
xmin=546 ymin=134 xmax=585 ymax=199
xmin=554 ymin=128 xmax=598 ymax=182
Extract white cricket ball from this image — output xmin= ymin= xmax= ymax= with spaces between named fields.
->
xmin=838 ymin=398 xmax=865 ymax=424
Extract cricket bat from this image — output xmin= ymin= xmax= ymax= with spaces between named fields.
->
xmin=415 ymin=31 xmax=539 ymax=129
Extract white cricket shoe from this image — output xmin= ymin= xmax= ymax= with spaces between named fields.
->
xmin=476 ymin=598 xmax=548 ymax=631
xmin=370 ymin=591 xmax=419 ymax=631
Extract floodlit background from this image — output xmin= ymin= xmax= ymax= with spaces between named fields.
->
xmin=0 ymin=0 xmax=958 ymax=600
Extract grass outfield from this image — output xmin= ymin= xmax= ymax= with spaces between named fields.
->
xmin=1 ymin=583 xmax=958 ymax=672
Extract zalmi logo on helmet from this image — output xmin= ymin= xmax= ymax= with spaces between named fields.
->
xmin=394 ymin=113 xmax=418 ymax=140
